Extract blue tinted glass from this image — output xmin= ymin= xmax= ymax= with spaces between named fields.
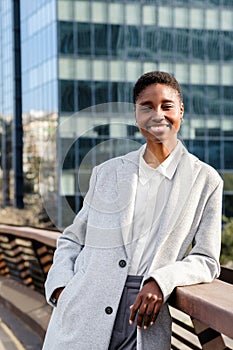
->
xmin=77 ymin=81 xmax=92 ymax=110
xmin=60 ymin=80 xmax=74 ymax=112
xmin=59 ymin=21 xmax=74 ymax=54
xmin=224 ymin=141 xmax=233 ymax=169
xmin=77 ymin=23 xmax=91 ymax=55
xmin=208 ymin=141 xmax=221 ymax=169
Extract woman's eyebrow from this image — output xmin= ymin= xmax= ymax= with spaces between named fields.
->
xmin=137 ymin=99 xmax=175 ymax=105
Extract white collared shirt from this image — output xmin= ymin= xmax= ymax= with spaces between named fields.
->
xmin=128 ymin=140 xmax=184 ymax=275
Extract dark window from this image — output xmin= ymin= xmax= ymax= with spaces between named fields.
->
xmin=181 ymin=85 xmax=191 ymax=113
xmin=174 ymin=29 xmax=189 ymax=59
xmin=62 ymin=139 xmax=75 ymax=170
xmin=207 ymin=86 xmax=221 ymax=115
xmin=208 ymin=140 xmax=221 ymax=169
xmin=159 ymin=29 xmax=174 ymax=57
xmin=93 ymin=124 xmax=109 ymax=136
xmin=223 ymin=32 xmax=233 ymax=61
xmin=223 ymin=194 xmax=233 ymax=218
xmin=94 ymin=81 xmax=109 ymax=104
xmin=77 ymin=23 xmax=91 ymax=55
xmin=192 ymin=85 xmax=206 ymax=115
xmin=223 ymin=86 xmax=233 ymax=116
xmin=125 ymin=26 xmax=141 ymax=58
xmin=59 ymin=21 xmax=74 ymax=54
xmin=127 ymin=125 xmax=138 ymax=136
xmin=207 ymin=31 xmax=220 ymax=60
xmin=111 ymin=25 xmax=124 ymax=56
xmin=188 ymin=140 xmax=205 ymax=161
xmin=143 ymin=27 xmax=158 ymax=59
xmin=60 ymin=80 xmax=74 ymax=112
xmin=191 ymin=30 xmax=205 ymax=60
xmin=224 ymin=141 xmax=233 ymax=169
xmin=94 ymin=24 xmax=108 ymax=56
xmin=78 ymin=81 xmax=92 ymax=110
xmin=61 ymin=195 xmax=76 ymax=227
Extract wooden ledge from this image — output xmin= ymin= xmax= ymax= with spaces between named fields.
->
xmin=0 ymin=224 xmax=60 ymax=247
xmin=172 ymin=279 xmax=233 ymax=339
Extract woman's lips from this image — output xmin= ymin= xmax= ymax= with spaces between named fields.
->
xmin=146 ymin=123 xmax=171 ymax=132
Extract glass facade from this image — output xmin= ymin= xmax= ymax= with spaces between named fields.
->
xmin=0 ymin=1 xmax=15 ymax=207
xmin=20 ymin=0 xmax=59 ymax=225
xmin=57 ymin=0 xmax=233 ymax=227
xmin=0 ymin=0 xmax=232 ymax=228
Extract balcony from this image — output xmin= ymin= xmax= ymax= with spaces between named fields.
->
xmin=0 ymin=224 xmax=232 ymax=349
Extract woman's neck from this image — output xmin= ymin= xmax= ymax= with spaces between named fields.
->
xmin=143 ymin=139 xmax=177 ymax=169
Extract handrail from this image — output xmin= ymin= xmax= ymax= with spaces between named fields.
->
xmin=0 ymin=224 xmax=233 ymax=349
xmin=171 ymin=279 xmax=233 ymax=339
xmin=0 ymin=224 xmax=60 ymax=247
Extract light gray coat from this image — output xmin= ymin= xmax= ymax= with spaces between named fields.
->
xmin=43 ymin=143 xmax=223 ymax=350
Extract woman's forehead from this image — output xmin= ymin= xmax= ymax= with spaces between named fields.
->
xmin=137 ymin=84 xmax=180 ymax=101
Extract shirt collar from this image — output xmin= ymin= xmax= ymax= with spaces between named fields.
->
xmin=139 ymin=140 xmax=184 ymax=184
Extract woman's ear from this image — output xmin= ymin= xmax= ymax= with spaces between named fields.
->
xmin=180 ymin=103 xmax=184 ymax=118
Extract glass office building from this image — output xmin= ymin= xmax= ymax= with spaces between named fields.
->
xmin=0 ymin=0 xmax=232 ymax=228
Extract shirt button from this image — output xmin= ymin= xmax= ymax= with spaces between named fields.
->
xmin=105 ymin=306 xmax=113 ymax=315
xmin=119 ymin=260 xmax=127 ymax=268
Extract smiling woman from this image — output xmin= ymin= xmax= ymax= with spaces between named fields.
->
xmin=42 ymin=71 xmax=223 ymax=350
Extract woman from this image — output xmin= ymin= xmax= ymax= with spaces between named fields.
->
xmin=42 ymin=71 xmax=223 ymax=350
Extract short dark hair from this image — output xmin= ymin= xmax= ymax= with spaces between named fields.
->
xmin=133 ymin=71 xmax=183 ymax=104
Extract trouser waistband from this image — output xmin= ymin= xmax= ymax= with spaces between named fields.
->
xmin=125 ymin=275 xmax=143 ymax=288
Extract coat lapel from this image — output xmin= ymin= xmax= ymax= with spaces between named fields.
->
xmin=149 ymin=148 xmax=202 ymax=254
xmin=116 ymin=148 xmax=142 ymax=251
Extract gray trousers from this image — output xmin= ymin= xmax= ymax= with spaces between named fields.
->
xmin=108 ymin=275 xmax=143 ymax=350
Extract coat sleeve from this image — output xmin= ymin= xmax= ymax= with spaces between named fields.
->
xmin=44 ymin=166 xmax=97 ymax=305
xmin=147 ymin=178 xmax=223 ymax=303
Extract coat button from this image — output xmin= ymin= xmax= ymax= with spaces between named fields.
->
xmin=119 ymin=260 xmax=127 ymax=268
xmin=105 ymin=306 xmax=113 ymax=315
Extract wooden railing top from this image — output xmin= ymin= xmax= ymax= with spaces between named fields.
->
xmin=0 ymin=224 xmax=60 ymax=247
xmin=173 ymin=279 xmax=233 ymax=339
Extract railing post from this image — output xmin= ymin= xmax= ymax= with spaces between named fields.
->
xmin=192 ymin=318 xmax=228 ymax=350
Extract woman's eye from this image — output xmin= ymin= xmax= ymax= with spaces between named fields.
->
xmin=162 ymin=104 xmax=174 ymax=110
xmin=140 ymin=106 xmax=152 ymax=112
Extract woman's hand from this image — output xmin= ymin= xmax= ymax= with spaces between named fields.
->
xmin=129 ymin=278 xmax=163 ymax=329
xmin=51 ymin=287 xmax=65 ymax=305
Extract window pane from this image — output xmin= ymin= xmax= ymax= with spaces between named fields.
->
xmin=208 ymin=141 xmax=220 ymax=169
xmin=60 ymin=80 xmax=74 ymax=112
xmin=59 ymin=21 xmax=73 ymax=54
xmin=77 ymin=23 xmax=91 ymax=55
xmin=78 ymin=81 xmax=92 ymax=110
xmin=224 ymin=142 xmax=233 ymax=169
xmin=94 ymin=24 xmax=108 ymax=56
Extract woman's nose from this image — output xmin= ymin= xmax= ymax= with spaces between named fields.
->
xmin=150 ymin=111 xmax=165 ymax=120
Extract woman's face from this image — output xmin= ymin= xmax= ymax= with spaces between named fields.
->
xmin=135 ymin=83 xmax=184 ymax=143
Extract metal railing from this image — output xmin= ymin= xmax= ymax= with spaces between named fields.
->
xmin=0 ymin=224 xmax=232 ymax=349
